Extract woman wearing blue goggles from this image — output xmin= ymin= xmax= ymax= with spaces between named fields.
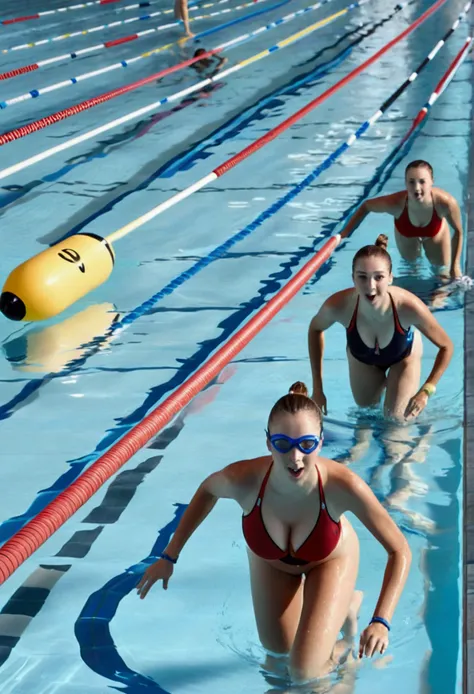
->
xmin=138 ymin=380 xmax=411 ymax=687
xmin=266 ymin=431 xmax=323 ymax=455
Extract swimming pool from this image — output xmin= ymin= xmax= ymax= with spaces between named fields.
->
xmin=0 ymin=0 xmax=470 ymax=690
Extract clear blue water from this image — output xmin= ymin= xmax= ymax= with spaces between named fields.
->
xmin=0 ymin=0 xmax=470 ymax=691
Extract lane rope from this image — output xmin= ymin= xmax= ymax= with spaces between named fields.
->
xmin=0 ymin=0 xmax=281 ymax=81
xmin=1 ymin=0 xmax=125 ymax=25
xmin=0 ymin=0 xmax=360 ymax=162
xmin=100 ymin=0 xmax=451 ymax=244
xmin=1 ymin=0 xmax=204 ymax=52
xmin=0 ymin=0 xmax=464 ymax=583
xmin=106 ymin=14 xmax=472 ymax=328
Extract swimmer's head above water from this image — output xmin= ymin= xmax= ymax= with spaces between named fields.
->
xmin=266 ymin=381 xmax=323 ymax=483
xmin=193 ymin=48 xmax=213 ymax=68
xmin=405 ymin=159 xmax=434 ymax=204
xmin=352 ymin=234 xmax=393 ymax=308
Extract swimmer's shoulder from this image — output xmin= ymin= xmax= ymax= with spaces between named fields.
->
xmin=365 ymin=190 xmax=406 ymax=216
xmin=322 ymin=456 xmax=375 ymax=498
xmin=325 ymin=288 xmax=357 ymax=319
xmin=388 ymin=285 xmax=427 ymax=325
xmin=317 ymin=456 xmax=363 ymax=513
xmin=310 ymin=288 xmax=355 ymax=330
xmin=206 ymin=456 xmax=271 ymax=503
xmin=432 ymin=186 xmax=459 ymax=215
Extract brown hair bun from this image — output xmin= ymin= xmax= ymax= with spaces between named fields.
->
xmin=288 ymin=381 xmax=309 ymax=397
xmin=375 ymin=234 xmax=389 ymax=251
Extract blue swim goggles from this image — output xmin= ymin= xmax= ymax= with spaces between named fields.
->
xmin=266 ymin=430 xmax=323 ymax=454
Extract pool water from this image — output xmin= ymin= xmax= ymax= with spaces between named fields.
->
xmin=0 ymin=0 xmax=470 ymax=691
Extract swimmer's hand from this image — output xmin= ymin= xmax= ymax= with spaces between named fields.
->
xmin=311 ymin=389 xmax=327 ymax=415
xmin=136 ymin=559 xmax=174 ymax=599
xmin=358 ymin=622 xmax=389 ymax=659
xmin=450 ymin=263 xmax=462 ymax=280
xmin=438 ymin=272 xmax=451 ymax=284
xmin=404 ymin=390 xmax=429 ymax=420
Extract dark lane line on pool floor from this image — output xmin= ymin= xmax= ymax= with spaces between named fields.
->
xmin=0 ymin=372 xmax=232 ymax=670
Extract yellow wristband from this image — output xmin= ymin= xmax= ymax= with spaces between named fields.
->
xmin=421 ymin=383 xmax=436 ymax=397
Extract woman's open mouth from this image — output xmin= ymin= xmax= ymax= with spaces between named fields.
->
xmin=288 ymin=467 xmax=304 ymax=479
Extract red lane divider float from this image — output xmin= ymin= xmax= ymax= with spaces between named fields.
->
xmin=0 ymin=0 xmax=447 ymax=147
xmin=0 ymin=0 xmax=448 ymax=582
xmin=0 ymin=0 xmax=271 ymax=81
xmin=404 ymin=34 xmax=473 ymax=140
xmin=1 ymin=0 xmax=122 ymax=25
xmin=0 ymin=235 xmax=339 ymax=585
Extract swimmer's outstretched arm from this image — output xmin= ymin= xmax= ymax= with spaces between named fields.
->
xmin=308 ymin=293 xmax=344 ymax=413
xmin=441 ymin=194 xmax=464 ymax=278
xmin=339 ymin=193 xmax=402 ymax=240
xmin=402 ymin=293 xmax=454 ymax=419
xmin=338 ymin=466 xmax=412 ymax=658
xmin=136 ymin=463 xmax=249 ymax=598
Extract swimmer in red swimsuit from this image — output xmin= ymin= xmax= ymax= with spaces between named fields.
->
xmin=339 ymin=160 xmax=464 ymax=279
xmin=308 ymin=235 xmax=453 ymax=421
xmin=137 ymin=382 xmax=411 ymax=684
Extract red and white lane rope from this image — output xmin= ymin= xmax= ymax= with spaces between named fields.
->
xmin=0 ymin=0 xmax=277 ymax=82
xmin=0 ymin=1 xmax=355 ymax=143
xmin=1 ymin=0 xmax=123 ymax=26
xmin=1 ymin=0 xmax=223 ymax=54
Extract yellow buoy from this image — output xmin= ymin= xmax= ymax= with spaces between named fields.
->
xmin=0 ymin=233 xmax=115 ymax=321
xmin=1 ymin=175 xmax=191 ymax=322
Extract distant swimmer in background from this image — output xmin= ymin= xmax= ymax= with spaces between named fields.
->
xmin=190 ymin=48 xmax=228 ymax=77
xmin=174 ymin=0 xmax=194 ymax=38
xmin=308 ymin=235 xmax=454 ymax=422
xmin=156 ymin=48 xmax=227 ymax=88
xmin=339 ymin=160 xmax=464 ymax=281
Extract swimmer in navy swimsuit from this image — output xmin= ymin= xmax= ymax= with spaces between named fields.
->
xmin=338 ymin=159 xmax=464 ymax=279
xmin=137 ymin=382 xmax=412 ymax=684
xmin=346 ymin=292 xmax=414 ymax=371
xmin=309 ymin=235 xmax=453 ymax=421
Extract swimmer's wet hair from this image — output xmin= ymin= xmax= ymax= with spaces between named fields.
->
xmin=352 ymin=233 xmax=392 ymax=274
xmin=405 ymin=159 xmax=434 ymax=178
xmin=268 ymin=381 xmax=322 ymax=431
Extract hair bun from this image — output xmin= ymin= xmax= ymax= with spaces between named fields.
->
xmin=375 ymin=233 xmax=389 ymax=251
xmin=288 ymin=381 xmax=309 ymax=397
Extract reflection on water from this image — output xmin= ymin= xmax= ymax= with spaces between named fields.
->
xmin=2 ymin=303 xmax=119 ymax=374
xmin=336 ymin=415 xmax=436 ymax=534
xmin=394 ymin=265 xmax=470 ymax=312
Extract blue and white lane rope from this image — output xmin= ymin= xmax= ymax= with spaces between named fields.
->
xmin=0 ymin=0 xmax=282 ymax=82
xmin=0 ymin=0 xmax=196 ymax=26
xmin=0 ymin=6 xmax=464 ymax=441
xmin=0 ymin=0 xmax=362 ymax=177
xmin=1 ymin=0 xmax=202 ymax=52
xmin=1 ymin=0 xmax=127 ymax=26
xmin=110 ymin=8 xmax=473 ymax=326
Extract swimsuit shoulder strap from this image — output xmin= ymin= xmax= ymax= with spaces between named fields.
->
xmin=347 ymin=295 xmax=360 ymax=331
xmin=431 ymin=192 xmax=443 ymax=220
xmin=400 ymin=193 xmax=409 ymax=215
xmin=315 ymin=464 xmax=327 ymax=507
xmin=257 ymin=463 xmax=273 ymax=502
xmin=389 ymin=293 xmax=405 ymax=335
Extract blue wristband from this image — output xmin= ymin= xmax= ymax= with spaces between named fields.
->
xmin=160 ymin=552 xmax=178 ymax=564
xmin=369 ymin=616 xmax=391 ymax=631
